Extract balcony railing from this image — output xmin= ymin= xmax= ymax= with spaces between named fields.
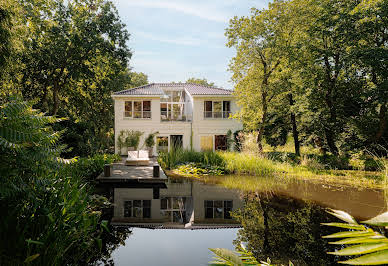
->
xmin=204 ymin=111 xmax=231 ymax=119
xmin=161 ymin=112 xmax=192 ymax=122
xmin=124 ymin=111 xmax=152 ymax=119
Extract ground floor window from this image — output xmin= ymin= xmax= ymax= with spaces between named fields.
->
xmin=200 ymin=136 xmax=213 ymax=151
xmin=204 ymin=200 xmax=233 ymax=219
xmin=160 ymin=197 xmax=186 ymax=223
xmin=157 ymin=136 xmax=168 ymax=152
xmin=124 ymin=200 xmax=151 ymax=218
xmin=215 ymin=135 xmax=227 ymax=151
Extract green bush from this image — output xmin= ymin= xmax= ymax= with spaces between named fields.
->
xmin=157 ymin=149 xmax=225 ymax=170
xmin=62 ymin=153 xmax=121 ymax=181
xmin=0 ymin=99 xmax=114 ymax=265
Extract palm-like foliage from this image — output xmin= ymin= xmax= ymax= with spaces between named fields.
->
xmin=323 ymin=209 xmax=388 ymax=265
xmin=0 ymin=98 xmax=115 ymax=265
xmin=209 ymin=245 xmax=293 ymax=266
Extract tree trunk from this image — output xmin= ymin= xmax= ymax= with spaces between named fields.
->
xmin=262 ymin=204 xmax=270 ymax=254
xmin=289 ymin=94 xmax=300 ymax=156
xmin=52 ymin=81 xmax=59 ymax=116
xmin=325 ymin=128 xmax=338 ymax=155
xmin=375 ymin=103 xmax=387 ymax=142
xmin=41 ymin=87 xmax=48 ymax=112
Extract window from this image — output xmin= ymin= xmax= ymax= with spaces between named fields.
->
xmin=143 ymin=101 xmax=151 ymax=118
xmin=134 ymin=101 xmax=142 ymax=118
xmin=223 ymin=101 xmax=231 ymax=118
xmin=213 ymin=101 xmax=222 ymax=118
xmin=123 ymin=200 xmax=151 ymax=218
xmin=204 ymin=101 xmax=231 ymax=119
xmin=204 ymin=200 xmax=233 ymax=219
xmin=160 ymin=197 xmax=186 ymax=223
xmin=215 ymin=135 xmax=227 ymax=151
xmin=124 ymin=101 xmax=132 ymax=117
xmin=200 ymin=136 xmax=213 ymax=151
xmin=204 ymin=101 xmax=212 ymax=118
xmin=157 ymin=136 xmax=168 ymax=152
xmin=124 ymin=101 xmax=151 ymax=119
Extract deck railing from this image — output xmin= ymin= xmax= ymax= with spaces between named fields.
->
xmin=124 ymin=111 xmax=152 ymax=119
xmin=204 ymin=111 xmax=231 ymax=119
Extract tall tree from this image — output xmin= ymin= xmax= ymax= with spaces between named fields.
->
xmin=17 ymin=0 xmax=131 ymax=115
xmin=226 ymin=1 xmax=296 ymax=151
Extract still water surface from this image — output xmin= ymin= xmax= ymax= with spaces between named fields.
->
xmin=99 ymin=176 xmax=386 ymax=265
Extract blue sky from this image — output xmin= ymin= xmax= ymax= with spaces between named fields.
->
xmin=111 ymin=0 xmax=270 ymax=89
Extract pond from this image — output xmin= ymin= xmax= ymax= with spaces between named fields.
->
xmin=97 ymin=175 xmax=387 ymax=266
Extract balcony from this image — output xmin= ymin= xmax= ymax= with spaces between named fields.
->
xmin=124 ymin=111 xmax=152 ymax=119
xmin=204 ymin=111 xmax=231 ymax=119
xmin=161 ymin=112 xmax=192 ymax=122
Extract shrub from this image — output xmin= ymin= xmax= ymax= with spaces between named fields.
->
xmin=0 ymin=99 xmax=114 ymax=265
xmin=157 ymin=149 xmax=225 ymax=170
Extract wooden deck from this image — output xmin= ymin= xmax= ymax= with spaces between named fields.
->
xmin=97 ymin=157 xmax=167 ymax=184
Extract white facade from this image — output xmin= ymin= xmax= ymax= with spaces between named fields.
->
xmin=112 ymin=83 xmax=243 ymax=155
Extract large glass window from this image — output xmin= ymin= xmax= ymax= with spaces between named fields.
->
xmin=124 ymin=101 xmax=151 ymax=119
xmin=123 ymin=200 xmax=151 ymax=218
xmin=204 ymin=101 xmax=231 ymax=119
xmin=204 ymin=200 xmax=233 ymax=219
xmin=160 ymin=197 xmax=186 ymax=223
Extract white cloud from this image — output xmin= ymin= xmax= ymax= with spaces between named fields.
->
xmin=118 ymin=0 xmax=230 ymax=23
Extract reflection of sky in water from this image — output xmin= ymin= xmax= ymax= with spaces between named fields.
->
xmin=111 ymin=228 xmax=238 ymax=266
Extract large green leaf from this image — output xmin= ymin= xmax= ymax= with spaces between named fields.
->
xmin=328 ymin=243 xmax=388 ymax=256
xmin=338 ymin=250 xmax=388 ymax=265
xmin=327 ymin=209 xmax=358 ymax=224
xmin=322 ymin=222 xmax=367 ymax=230
xmin=362 ymin=212 xmax=388 ymax=227
xmin=323 ymin=230 xmax=376 ymax=239
xmin=209 ymin=248 xmax=244 ymax=266
xmin=329 ymin=236 xmax=388 ymax=245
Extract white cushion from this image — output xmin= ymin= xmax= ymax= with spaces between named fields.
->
xmin=138 ymin=150 xmax=149 ymax=159
xmin=128 ymin=151 xmax=138 ymax=159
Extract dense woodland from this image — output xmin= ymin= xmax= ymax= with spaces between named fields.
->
xmin=0 ymin=0 xmax=387 ymax=264
xmin=227 ymin=0 xmax=387 ymax=156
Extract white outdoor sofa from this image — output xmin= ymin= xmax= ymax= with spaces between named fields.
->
xmin=125 ymin=150 xmax=150 ymax=166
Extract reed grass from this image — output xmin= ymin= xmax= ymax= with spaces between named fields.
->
xmin=159 ymin=149 xmax=384 ymax=189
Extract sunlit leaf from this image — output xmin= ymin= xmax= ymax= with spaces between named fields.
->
xmin=338 ymin=250 xmax=388 ymax=265
xmin=362 ymin=212 xmax=388 ymax=227
xmin=323 ymin=230 xmax=375 ymax=239
xmin=322 ymin=222 xmax=367 ymax=230
xmin=328 ymin=243 xmax=388 ymax=256
xmin=24 ymin=254 xmax=40 ymax=263
xmin=327 ymin=209 xmax=358 ymax=224
xmin=329 ymin=236 xmax=388 ymax=245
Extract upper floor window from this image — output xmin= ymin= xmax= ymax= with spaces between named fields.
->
xmin=124 ymin=101 xmax=151 ymax=119
xmin=204 ymin=101 xmax=231 ymax=119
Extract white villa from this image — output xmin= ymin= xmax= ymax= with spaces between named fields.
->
xmin=112 ymin=83 xmax=243 ymax=155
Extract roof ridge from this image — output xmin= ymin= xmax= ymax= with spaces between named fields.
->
xmin=113 ymin=83 xmax=155 ymax=95
xmin=185 ymin=82 xmax=231 ymax=91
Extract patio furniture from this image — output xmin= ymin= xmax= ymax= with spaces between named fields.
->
xmin=126 ymin=150 xmax=150 ymax=166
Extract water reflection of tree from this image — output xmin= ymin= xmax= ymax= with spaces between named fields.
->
xmin=232 ymin=195 xmax=338 ymax=265
xmin=89 ymin=226 xmax=132 ymax=265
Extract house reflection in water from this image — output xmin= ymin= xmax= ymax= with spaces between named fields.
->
xmin=112 ymin=179 xmax=243 ymax=229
